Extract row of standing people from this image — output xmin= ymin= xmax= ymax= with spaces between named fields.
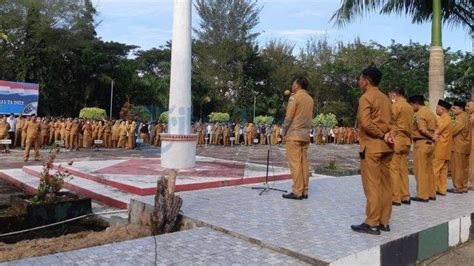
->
xmin=192 ymin=122 xmax=359 ymax=146
xmin=0 ymin=115 xmax=172 ymax=161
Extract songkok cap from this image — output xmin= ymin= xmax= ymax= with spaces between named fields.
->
xmin=408 ymin=95 xmax=425 ymax=104
xmin=437 ymin=99 xmax=452 ymax=110
xmin=453 ymin=101 xmax=466 ymax=109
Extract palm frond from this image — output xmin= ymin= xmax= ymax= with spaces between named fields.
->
xmin=332 ymin=0 xmax=473 ymax=31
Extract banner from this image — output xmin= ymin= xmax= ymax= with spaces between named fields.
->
xmin=0 ymin=80 xmax=39 ymax=115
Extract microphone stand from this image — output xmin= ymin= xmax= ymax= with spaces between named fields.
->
xmin=251 ymin=92 xmax=289 ymax=195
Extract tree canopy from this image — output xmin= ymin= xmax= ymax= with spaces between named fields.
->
xmin=0 ymin=0 xmax=471 ymax=125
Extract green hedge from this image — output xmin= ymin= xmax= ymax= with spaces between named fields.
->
xmin=79 ymin=107 xmax=107 ymax=120
xmin=312 ymin=113 xmax=338 ymax=128
xmin=255 ymin=115 xmax=274 ymax=125
xmin=158 ymin=111 xmax=169 ymax=123
xmin=208 ymin=112 xmax=230 ymax=122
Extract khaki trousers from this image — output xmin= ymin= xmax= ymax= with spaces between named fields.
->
xmin=451 ymin=152 xmax=470 ymax=192
xmin=64 ymin=132 xmax=70 ymax=148
xmin=70 ymin=134 xmax=79 ymax=149
xmin=21 ymin=132 xmax=27 ymax=148
xmin=390 ymin=145 xmax=411 ymax=203
xmin=360 ymin=151 xmax=393 ymax=226
xmin=118 ymin=135 xmax=127 ymax=148
xmin=414 ymin=141 xmax=435 ymax=199
xmin=433 ymin=158 xmax=449 ymax=194
xmin=24 ymin=137 xmax=40 ymax=161
xmin=285 ymin=140 xmax=309 ymax=197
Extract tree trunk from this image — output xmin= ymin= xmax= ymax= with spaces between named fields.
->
xmin=428 ymin=0 xmax=444 ymax=113
xmin=151 ymin=171 xmax=182 ymax=235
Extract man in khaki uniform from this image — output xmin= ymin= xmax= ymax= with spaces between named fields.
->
xmin=433 ymin=100 xmax=454 ymax=196
xmin=388 ymin=87 xmax=413 ymax=205
xmin=408 ymin=95 xmax=437 ymax=202
xmin=282 ymin=78 xmax=314 ymax=200
xmin=15 ymin=116 xmax=25 ymax=148
xmin=223 ymin=124 xmax=230 ymax=146
xmin=448 ymin=101 xmax=471 ymax=193
xmin=24 ymin=115 xmax=41 ymax=162
xmin=351 ymin=66 xmax=393 ymax=235
xmin=21 ymin=116 xmax=31 ymax=149
xmin=40 ymin=118 xmax=50 ymax=148
xmin=234 ymin=123 xmax=240 ymax=145
xmin=0 ymin=116 xmax=10 ymax=153
xmin=70 ymin=118 xmax=80 ymax=150
xmin=64 ymin=118 xmax=72 ymax=149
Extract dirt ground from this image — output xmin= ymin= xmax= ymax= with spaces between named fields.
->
xmin=0 ymin=223 xmax=152 ymax=262
xmin=423 ymin=240 xmax=474 ymax=265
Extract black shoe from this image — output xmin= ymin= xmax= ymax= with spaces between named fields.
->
xmin=379 ymin=224 xmax=391 ymax=232
xmin=410 ymin=196 xmax=429 ymax=203
xmin=351 ymin=223 xmax=381 ymax=235
xmin=436 ymin=192 xmax=446 ymax=196
xmin=429 ymin=197 xmax=436 ymax=201
xmin=392 ymin=202 xmax=401 ymax=206
xmin=401 ymin=199 xmax=411 ymax=205
xmin=282 ymin=193 xmax=303 ymax=200
xmin=447 ymin=189 xmax=463 ymax=194
xmin=302 ymin=194 xmax=308 ymax=199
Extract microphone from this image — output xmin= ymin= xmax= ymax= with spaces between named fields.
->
xmin=284 ymin=90 xmax=291 ymax=97
xmin=280 ymin=90 xmax=291 ymax=102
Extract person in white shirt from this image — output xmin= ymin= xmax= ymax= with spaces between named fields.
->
xmin=6 ymin=114 xmax=16 ymax=149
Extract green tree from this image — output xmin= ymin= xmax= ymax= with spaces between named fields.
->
xmin=332 ymin=0 xmax=473 ymax=111
xmin=194 ymin=0 xmax=263 ymax=114
xmin=130 ymin=105 xmax=152 ymax=122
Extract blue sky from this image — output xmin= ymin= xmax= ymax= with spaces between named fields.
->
xmin=93 ymin=0 xmax=472 ymax=53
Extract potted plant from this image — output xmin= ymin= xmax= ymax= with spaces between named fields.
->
xmin=4 ymin=148 xmax=92 ymax=235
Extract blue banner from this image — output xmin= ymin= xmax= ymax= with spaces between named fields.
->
xmin=0 ymin=80 xmax=39 ymax=115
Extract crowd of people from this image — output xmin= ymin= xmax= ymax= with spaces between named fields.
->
xmin=0 ymin=116 xmax=166 ymax=161
xmin=0 ymin=114 xmax=358 ymax=162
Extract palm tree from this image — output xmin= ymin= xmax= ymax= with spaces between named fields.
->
xmin=332 ymin=0 xmax=473 ymax=111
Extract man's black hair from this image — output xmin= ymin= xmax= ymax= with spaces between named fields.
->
xmin=408 ymin=95 xmax=425 ymax=105
xmin=294 ymin=78 xmax=309 ymax=90
xmin=361 ymin=66 xmax=382 ymax=86
xmin=389 ymin=86 xmax=406 ymax=97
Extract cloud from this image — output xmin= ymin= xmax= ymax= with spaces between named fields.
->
xmin=272 ymin=29 xmax=332 ymax=38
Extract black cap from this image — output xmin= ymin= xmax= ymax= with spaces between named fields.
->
xmin=453 ymin=101 xmax=466 ymax=109
xmin=408 ymin=95 xmax=425 ymax=105
xmin=437 ymin=99 xmax=452 ymax=110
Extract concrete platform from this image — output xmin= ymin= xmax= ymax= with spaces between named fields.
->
xmin=131 ymin=176 xmax=474 ymax=265
xmin=2 ymin=227 xmax=307 ymax=265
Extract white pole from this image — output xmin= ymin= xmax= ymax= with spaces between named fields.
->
xmin=161 ymin=0 xmax=196 ymax=169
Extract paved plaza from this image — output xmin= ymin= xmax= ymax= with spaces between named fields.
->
xmin=133 ymin=175 xmax=473 ymax=264
xmin=3 ymin=227 xmax=307 ymax=265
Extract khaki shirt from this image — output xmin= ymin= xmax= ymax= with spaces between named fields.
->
xmin=0 ymin=121 xmax=10 ymax=136
xmin=357 ymin=87 xmax=392 ymax=154
xmin=25 ymin=120 xmax=40 ymax=138
xmin=434 ymin=112 xmax=453 ymax=160
xmin=452 ymin=112 xmax=470 ymax=154
xmin=283 ymin=89 xmax=314 ymax=142
xmin=412 ymin=106 xmax=436 ymax=140
xmin=16 ymin=118 xmax=25 ymax=131
xmin=391 ymin=98 xmax=414 ymax=147
xmin=40 ymin=122 xmax=49 ymax=136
